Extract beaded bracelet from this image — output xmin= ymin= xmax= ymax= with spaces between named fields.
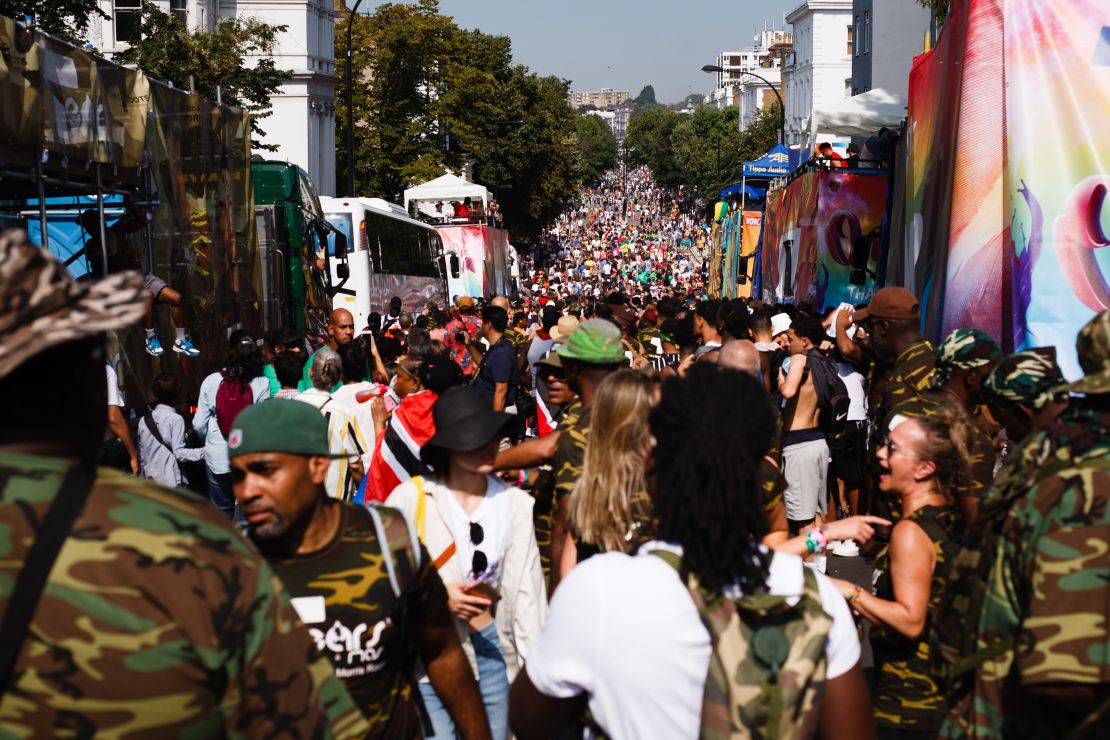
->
xmin=804 ymin=527 xmax=828 ymax=554
xmin=848 ymin=586 xmax=863 ymax=605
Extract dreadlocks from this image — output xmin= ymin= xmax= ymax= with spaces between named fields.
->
xmin=650 ymin=363 xmax=774 ymax=593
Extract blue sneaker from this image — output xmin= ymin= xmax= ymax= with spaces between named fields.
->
xmin=145 ymin=336 xmax=164 ymax=356
xmin=173 ymin=336 xmax=200 ymax=357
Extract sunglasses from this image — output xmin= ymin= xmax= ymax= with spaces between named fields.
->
xmin=470 ymin=522 xmax=488 ymax=575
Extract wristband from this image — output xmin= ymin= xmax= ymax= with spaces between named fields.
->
xmin=516 ymin=470 xmax=526 ymax=487
xmin=848 ymin=586 xmax=862 ymax=604
xmin=804 ymin=527 xmax=827 ymax=554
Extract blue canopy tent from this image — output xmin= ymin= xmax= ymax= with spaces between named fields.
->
xmin=719 ymin=182 xmax=766 ymax=201
xmin=742 ymin=144 xmax=795 ymax=178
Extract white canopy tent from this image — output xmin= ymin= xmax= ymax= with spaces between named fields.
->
xmin=403 ymin=172 xmax=491 ymax=220
xmin=804 ymin=88 xmax=907 ymax=149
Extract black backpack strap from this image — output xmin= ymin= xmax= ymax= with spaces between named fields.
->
xmin=0 ymin=463 xmax=96 ymax=690
xmin=143 ymin=408 xmax=172 ymax=452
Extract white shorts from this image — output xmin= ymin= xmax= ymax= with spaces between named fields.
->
xmin=782 ymin=438 xmax=829 ymax=521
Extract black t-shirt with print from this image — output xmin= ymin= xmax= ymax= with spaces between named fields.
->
xmin=265 ymin=502 xmax=448 ymax=738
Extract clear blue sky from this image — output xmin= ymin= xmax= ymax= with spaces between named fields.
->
xmin=356 ymin=1 xmax=801 ymax=104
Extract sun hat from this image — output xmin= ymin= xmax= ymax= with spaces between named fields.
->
xmin=1062 ymin=309 xmax=1110 ymax=395
xmin=549 ymin=315 xmax=580 ymax=344
xmin=0 ymin=229 xmax=145 ymax=381
xmin=556 ymin=319 xmax=626 ymax=365
xmin=228 ymin=398 xmax=338 ymax=458
xmin=422 ymin=386 xmax=513 ymax=452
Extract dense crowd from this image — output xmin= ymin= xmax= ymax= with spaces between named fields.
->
xmin=1 ymin=162 xmax=1108 ymax=740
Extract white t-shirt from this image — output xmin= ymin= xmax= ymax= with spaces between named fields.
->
xmin=525 ymin=544 xmax=861 ymax=740
xmin=837 ymin=362 xmax=868 ymax=422
xmin=444 ymin=477 xmax=512 ymax=586
xmin=106 ymin=364 xmax=124 ymax=407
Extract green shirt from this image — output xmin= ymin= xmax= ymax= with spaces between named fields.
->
xmin=300 ymin=345 xmax=345 ymax=393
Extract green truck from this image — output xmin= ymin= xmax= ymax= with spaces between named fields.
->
xmin=251 ymin=160 xmax=348 ymax=344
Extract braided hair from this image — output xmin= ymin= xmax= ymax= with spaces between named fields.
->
xmin=650 ymin=363 xmax=774 ymax=593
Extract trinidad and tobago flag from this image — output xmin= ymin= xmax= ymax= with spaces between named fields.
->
xmin=364 ymin=390 xmax=438 ymax=503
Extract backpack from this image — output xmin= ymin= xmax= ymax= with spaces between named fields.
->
xmin=651 ymin=550 xmax=833 ymax=740
xmin=805 ymin=350 xmax=851 ymax=446
xmin=215 ymin=371 xmax=254 ymax=438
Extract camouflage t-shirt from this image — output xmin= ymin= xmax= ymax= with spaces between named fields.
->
xmin=263 ymin=502 xmax=449 ymax=739
xmin=0 ymin=452 xmax=366 ymax=738
xmin=878 ymin=340 xmax=935 ymax=428
xmin=554 ymin=398 xmax=590 ymax=502
xmin=943 ymin=401 xmax=1110 ymax=739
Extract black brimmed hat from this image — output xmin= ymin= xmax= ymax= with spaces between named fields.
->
xmin=423 ymin=386 xmax=512 ymax=452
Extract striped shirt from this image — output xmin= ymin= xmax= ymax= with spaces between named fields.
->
xmin=294 ymin=389 xmax=372 ymax=501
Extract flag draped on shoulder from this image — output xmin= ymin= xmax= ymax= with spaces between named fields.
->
xmin=365 ymin=391 xmax=437 ymax=503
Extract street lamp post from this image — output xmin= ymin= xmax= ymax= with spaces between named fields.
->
xmin=345 ymin=0 xmax=366 ymax=197
xmin=701 ymin=65 xmax=785 ymax=145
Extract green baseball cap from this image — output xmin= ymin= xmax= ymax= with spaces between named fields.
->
xmin=983 ymin=348 xmax=1066 ymax=412
xmin=227 ymin=399 xmax=334 ymax=458
xmin=556 ymin=318 xmax=627 ymax=365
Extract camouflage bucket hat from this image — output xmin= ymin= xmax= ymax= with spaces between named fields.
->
xmin=556 ymin=318 xmax=626 ymax=365
xmin=0 ymin=230 xmax=145 ymax=381
xmin=1063 ymin=309 xmax=1110 ymax=395
xmin=930 ymin=328 xmax=1001 ymax=390
xmin=982 ymin=347 xmax=1067 ymax=412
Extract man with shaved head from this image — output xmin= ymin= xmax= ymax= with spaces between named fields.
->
xmin=718 ymin=339 xmax=760 ymax=377
xmin=299 ymin=307 xmax=355 ymax=391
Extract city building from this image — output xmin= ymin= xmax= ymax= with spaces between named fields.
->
xmin=850 ymin=0 xmax=932 ymax=97
xmin=91 ymin=0 xmax=337 ymax=195
xmin=568 ymin=88 xmax=631 ymax=110
xmin=782 ymin=0 xmax=854 ymax=147
xmin=585 ymin=106 xmax=632 ymax=143
xmin=738 ymin=68 xmax=782 ymax=132
xmin=707 ymin=29 xmax=791 ymax=115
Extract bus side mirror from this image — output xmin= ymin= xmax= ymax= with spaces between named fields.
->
xmin=849 ymin=233 xmax=872 ymax=286
xmin=336 ymin=262 xmax=350 ymax=280
xmin=782 ymin=239 xmax=794 ymax=298
xmin=449 ymin=253 xmax=460 ymax=278
xmin=333 ymin=232 xmax=348 ymax=256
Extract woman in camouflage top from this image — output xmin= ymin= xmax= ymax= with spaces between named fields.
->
xmin=829 ymin=407 xmax=971 ymax=737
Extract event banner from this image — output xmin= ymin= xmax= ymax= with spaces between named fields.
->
xmin=437 ymin=225 xmax=512 ymax=300
xmin=903 ymin=0 xmax=1110 ymax=376
xmin=1004 ymin=0 xmax=1110 ymax=378
xmin=720 ymin=210 xmax=761 ymax=299
xmin=760 ymin=171 xmax=886 ymax=308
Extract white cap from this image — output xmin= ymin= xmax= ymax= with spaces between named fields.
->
xmin=771 ymin=313 xmax=792 ymax=337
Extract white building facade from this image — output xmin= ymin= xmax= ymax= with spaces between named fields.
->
xmin=708 ymin=29 xmax=790 ymax=121
xmin=92 ymin=0 xmax=337 ymax=195
xmin=738 ymin=68 xmax=782 ymax=132
xmin=783 ymin=0 xmax=853 ymax=148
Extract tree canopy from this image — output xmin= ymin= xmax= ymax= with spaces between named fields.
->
xmin=626 ymin=102 xmax=780 ymax=198
xmin=336 ymin=0 xmax=581 ymax=239
xmin=115 ymin=3 xmax=292 ymax=149
xmin=575 ymin=114 xmax=618 ymax=186
xmin=634 ymin=84 xmax=658 ymax=107
xmin=0 ymin=1 xmax=103 ymax=43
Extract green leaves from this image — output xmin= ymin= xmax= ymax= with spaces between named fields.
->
xmin=336 ymin=0 xmax=580 ymax=239
xmin=575 ymin=114 xmax=618 ymax=187
xmin=0 ymin=1 xmax=105 ymax=44
xmin=627 ymin=102 xmax=781 ymax=199
xmin=114 ymin=2 xmax=292 ymax=150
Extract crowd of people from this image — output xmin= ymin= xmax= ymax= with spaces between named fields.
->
xmin=1 ymin=160 xmax=1108 ymax=740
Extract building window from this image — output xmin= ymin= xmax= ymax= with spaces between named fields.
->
xmin=853 ymin=17 xmax=860 ymax=56
xmin=864 ymin=11 xmax=871 ymax=53
xmin=170 ymin=0 xmax=187 ymax=25
xmin=114 ymin=0 xmax=142 ymax=42
xmin=847 ymin=24 xmax=854 ymax=56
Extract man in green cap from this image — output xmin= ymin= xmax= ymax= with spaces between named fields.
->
xmin=228 ymin=399 xmax=490 ymax=739
xmin=890 ymin=328 xmax=1002 ymax=525
xmin=942 ymin=309 xmax=1110 ymax=738
xmin=549 ymin=319 xmax=627 ymax=589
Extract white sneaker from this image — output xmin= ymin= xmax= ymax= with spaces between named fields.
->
xmin=833 ymin=540 xmax=860 ymax=557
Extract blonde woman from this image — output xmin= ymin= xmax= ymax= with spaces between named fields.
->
xmin=829 ymin=408 xmax=971 ymax=737
xmin=562 ymin=369 xmax=657 ymax=575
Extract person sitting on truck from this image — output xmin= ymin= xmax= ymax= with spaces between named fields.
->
xmin=79 ymin=209 xmax=200 ymax=358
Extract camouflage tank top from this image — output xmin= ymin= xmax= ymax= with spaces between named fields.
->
xmin=871 ymin=503 xmax=960 ymax=730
